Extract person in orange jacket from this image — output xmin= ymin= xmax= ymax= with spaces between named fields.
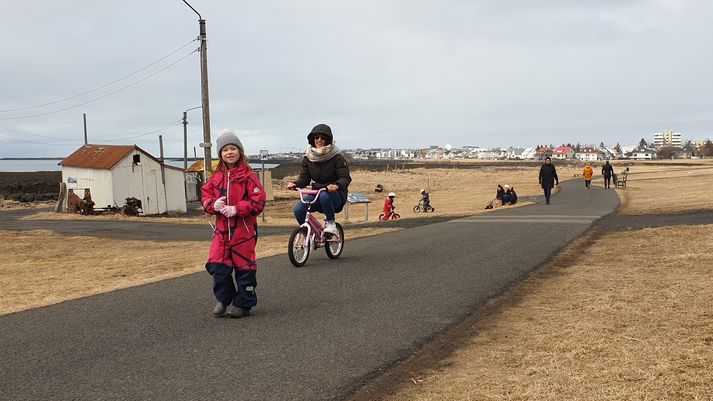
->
xmin=583 ymin=163 xmax=594 ymax=189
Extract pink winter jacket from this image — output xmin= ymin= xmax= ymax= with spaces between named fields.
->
xmin=202 ymin=163 xmax=266 ymax=270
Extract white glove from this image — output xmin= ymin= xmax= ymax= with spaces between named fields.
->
xmin=213 ymin=196 xmax=226 ymax=212
xmin=220 ymin=205 xmax=237 ymax=218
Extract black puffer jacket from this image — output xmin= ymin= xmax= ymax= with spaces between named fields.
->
xmin=293 ymin=153 xmax=352 ymax=212
xmin=601 ymin=163 xmax=614 ymax=177
xmin=539 ymin=163 xmax=559 ymax=189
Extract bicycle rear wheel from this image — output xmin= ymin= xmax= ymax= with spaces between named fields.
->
xmin=391 ymin=213 xmax=400 ymax=220
xmin=425 ymin=205 xmax=435 ymax=212
xmin=288 ymin=227 xmax=310 ymax=267
xmin=325 ymin=223 xmax=344 ymax=259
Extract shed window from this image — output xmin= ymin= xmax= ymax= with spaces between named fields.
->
xmin=133 ymin=154 xmax=141 ymax=164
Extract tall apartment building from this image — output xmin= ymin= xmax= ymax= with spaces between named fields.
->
xmin=653 ymin=130 xmax=682 ymax=147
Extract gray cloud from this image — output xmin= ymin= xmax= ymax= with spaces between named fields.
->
xmin=1 ymin=0 xmax=711 ymax=157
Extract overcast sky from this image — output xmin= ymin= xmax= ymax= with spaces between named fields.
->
xmin=2 ymin=0 xmax=712 ymax=158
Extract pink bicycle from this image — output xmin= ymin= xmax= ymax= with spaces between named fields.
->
xmin=288 ymin=188 xmax=345 ymax=267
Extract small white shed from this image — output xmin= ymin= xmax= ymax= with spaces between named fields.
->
xmin=60 ymin=144 xmax=187 ymax=214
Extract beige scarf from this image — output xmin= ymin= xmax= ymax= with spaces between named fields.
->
xmin=305 ymin=143 xmax=341 ymax=162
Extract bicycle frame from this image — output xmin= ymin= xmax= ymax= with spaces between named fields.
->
xmin=297 ymin=188 xmax=341 ymax=248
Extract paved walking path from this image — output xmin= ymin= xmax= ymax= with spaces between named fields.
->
xmin=0 ymin=207 xmax=474 ymax=240
xmin=0 ymin=181 xmax=619 ymax=401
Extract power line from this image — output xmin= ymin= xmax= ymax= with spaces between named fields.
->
xmin=0 ymin=120 xmax=182 ymax=146
xmin=102 ymin=121 xmax=183 ymax=142
xmin=0 ymin=131 xmax=82 ymax=146
xmin=0 ymin=38 xmax=198 ymax=113
xmin=0 ymin=125 xmax=80 ymax=142
xmin=0 ymin=48 xmax=199 ymax=121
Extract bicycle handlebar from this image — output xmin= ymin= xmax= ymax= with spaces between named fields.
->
xmin=296 ymin=188 xmax=324 ymax=204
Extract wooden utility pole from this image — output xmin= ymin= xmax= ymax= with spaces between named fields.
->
xmin=183 ymin=106 xmax=201 ymax=171
xmin=159 ymin=135 xmax=166 ymax=184
xmin=198 ymin=18 xmax=212 ymax=177
xmin=183 ymin=111 xmax=188 ymax=170
xmin=182 ymin=1 xmax=212 ymax=178
xmin=83 ymin=113 xmax=88 ymax=144
xmin=159 ymin=135 xmax=168 ymax=213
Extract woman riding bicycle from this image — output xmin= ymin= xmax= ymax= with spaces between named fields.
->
xmin=287 ymin=124 xmax=351 ymax=235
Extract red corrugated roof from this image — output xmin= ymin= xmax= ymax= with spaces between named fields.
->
xmin=553 ymin=146 xmax=573 ymax=154
xmin=61 ymin=144 xmax=162 ymax=170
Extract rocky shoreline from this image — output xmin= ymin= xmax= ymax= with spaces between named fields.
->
xmin=0 ymin=171 xmax=61 ymax=202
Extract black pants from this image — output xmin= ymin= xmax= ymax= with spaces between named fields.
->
xmin=604 ymin=175 xmax=611 ymax=188
xmin=585 ymin=180 xmax=591 ymax=188
xmin=206 ymin=263 xmax=257 ymax=309
xmin=543 ymin=186 xmax=552 ymax=203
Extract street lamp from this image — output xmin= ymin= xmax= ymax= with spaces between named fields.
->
xmin=182 ymin=0 xmax=213 ymax=178
xmin=182 ymin=106 xmax=202 ymax=170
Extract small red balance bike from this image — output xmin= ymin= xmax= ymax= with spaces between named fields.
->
xmin=288 ymin=188 xmax=345 ymax=267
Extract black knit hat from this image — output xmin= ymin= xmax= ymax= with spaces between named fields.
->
xmin=307 ymin=123 xmax=333 ymax=146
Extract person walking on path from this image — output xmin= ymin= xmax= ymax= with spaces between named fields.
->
xmin=538 ymin=156 xmax=559 ymax=205
xmin=202 ymin=129 xmax=266 ymax=318
xmin=601 ymin=160 xmax=615 ymax=189
xmin=583 ymin=163 xmax=594 ymax=189
xmin=287 ymin=123 xmax=352 ymax=235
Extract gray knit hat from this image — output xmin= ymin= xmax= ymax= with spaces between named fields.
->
xmin=216 ymin=129 xmax=244 ymax=154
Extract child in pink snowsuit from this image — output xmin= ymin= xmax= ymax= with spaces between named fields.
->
xmin=202 ymin=130 xmax=266 ymax=318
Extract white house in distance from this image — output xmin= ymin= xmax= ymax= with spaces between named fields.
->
xmin=575 ymin=147 xmax=603 ymax=161
xmin=629 ymin=147 xmax=658 ymax=160
xmin=60 ymin=144 xmax=187 ymax=214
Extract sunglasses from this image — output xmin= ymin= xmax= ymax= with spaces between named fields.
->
xmin=313 ymin=134 xmax=329 ymax=140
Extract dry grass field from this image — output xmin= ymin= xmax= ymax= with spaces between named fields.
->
xmin=615 ymin=165 xmax=713 ymax=215
xmin=379 ymin=225 xmax=713 ymax=401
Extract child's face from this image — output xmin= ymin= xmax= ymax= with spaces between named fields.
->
xmin=221 ymin=144 xmax=241 ymax=167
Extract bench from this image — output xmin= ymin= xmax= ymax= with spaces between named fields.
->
xmin=615 ymin=172 xmax=628 ymax=188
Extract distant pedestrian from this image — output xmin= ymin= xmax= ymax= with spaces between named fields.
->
xmin=582 ymin=163 xmax=593 ymax=189
xmin=505 ymin=185 xmax=518 ymax=205
xmin=485 ymin=185 xmax=505 ymax=209
xmin=538 ymin=156 xmax=559 ymax=205
xmin=601 ymin=160 xmax=614 ymax=189
xmin=202 ymin=129 xmax=266 ymax=318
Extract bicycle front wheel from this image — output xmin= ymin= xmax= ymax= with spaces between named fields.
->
xmin=325 ymin=223 xmax=344 ymax=259
xmin=413 ymin=205 xmax=421 ymax=213
xmin=288 ymin=227 xmax=310 ymax=267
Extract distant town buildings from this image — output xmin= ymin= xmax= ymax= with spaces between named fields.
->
xmin=629 ymin=147 xmax=657 ymax=160
xmin=552 ymin=146 xmax=575 ymax=160
xmin=575 ymin=147 xmax=604 ymax=161
xmin=653 ymin=130 xmax=682 ymax=147
xmin=265 ymin=129 xmax=713 ymax=161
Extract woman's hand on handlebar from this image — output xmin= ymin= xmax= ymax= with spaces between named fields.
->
xmin=287 ymin=182 xmax=297 ymax=191
xmin=327 ymin=184 xmax=338 ymax=192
